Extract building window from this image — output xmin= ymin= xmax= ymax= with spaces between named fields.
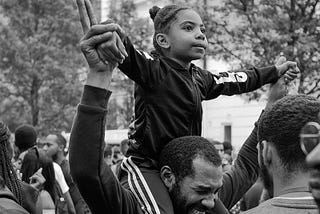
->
xmin=224 ymin=125 xmax=232 ymax=143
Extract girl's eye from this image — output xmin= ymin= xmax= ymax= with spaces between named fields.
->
xmin=201 ymin=28 xmax=206 ymax=34
xmin=184 ymin=25 xmax=193 ymax=31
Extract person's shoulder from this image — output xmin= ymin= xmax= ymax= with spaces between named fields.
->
xmin=40 ymin=190 xmax=55 ymax=209
xmin=242 ymin=199 xmax=273 ymax=214
xmin=53 ymin=162 xmax=62 ymax=172
xmin=0 ymin=192 xmax=29 ymax=214
xmin=52 ymin=162 xmax=64 ymax=180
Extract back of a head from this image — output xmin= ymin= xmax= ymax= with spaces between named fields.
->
xmin=159 ymin=136 xmax=221 ymax=182
xmin=15 ymin=124 xmax=37 ymax=152
xmin=149 ymin=4 xmax=191 ymax=56
xmin=258 ymin=95 xmax=320 ymax=173
xmin=223 ymin=141 xmax=232 ymax=150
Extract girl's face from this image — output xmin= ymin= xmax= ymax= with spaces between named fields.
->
xmin=164 ymin=9 xmax=208 ymax=67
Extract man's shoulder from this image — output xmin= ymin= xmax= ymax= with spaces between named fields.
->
xmin=243 ymin=197 xmax=318 ymax=214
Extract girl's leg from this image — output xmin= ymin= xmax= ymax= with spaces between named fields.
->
xmin=119 ymin=156 xmax=174 ymax=214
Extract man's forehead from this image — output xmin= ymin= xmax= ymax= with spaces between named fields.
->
xmin=190 ymin=157 xmax=223 ymax=185
xmin=43 ymin=134 xmax=57 ymax=144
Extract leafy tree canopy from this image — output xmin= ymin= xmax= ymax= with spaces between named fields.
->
xmin=0 ymin=0 xmax=85 ymax=134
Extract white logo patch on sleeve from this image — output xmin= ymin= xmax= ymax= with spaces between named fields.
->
xmin=214 ymin=71 xmax=248 ymax=84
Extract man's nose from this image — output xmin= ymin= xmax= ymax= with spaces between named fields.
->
xmin=201 ymin=194 xmax=216 ymax=210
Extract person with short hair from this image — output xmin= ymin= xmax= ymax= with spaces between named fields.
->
xmin=243 ymin=94 xmax=320 ymax=213
xmin=301 ymin=119 xmax=320 ymax=211
xmin=14 ymin=124 xmax=38 ymax=173
xmin=14 ymin=124 xmax=37 ymax=154
xmin=40 ymin=133 xmax=88 ymax=214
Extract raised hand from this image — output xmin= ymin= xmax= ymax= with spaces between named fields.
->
xmin=265 ymin=56 xmax=295 ymax=110
xmin=79 ymin=24 xmax=125 ymax=73
xmin=275 ymin=56 xmax=300 ymax=82
xmin=29 ymin=168 xmax=46 ymax=191
xmin=76 ymin=0 xmax=127 ymax=70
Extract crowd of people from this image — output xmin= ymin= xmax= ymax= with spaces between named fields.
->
xmin=0 ymin=1 xmax=320 ymax=214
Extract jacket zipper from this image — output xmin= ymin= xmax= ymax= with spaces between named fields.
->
xmin=190 ymin=68 xmax=201 ymax=135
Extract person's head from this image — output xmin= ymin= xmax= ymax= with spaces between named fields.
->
xmin=149 ymin=5 xmax=207 ymax=66
xmin=111 ymin=146 xmax=122 ymax=164
xmin=222 ymin=141 xmax=232 ymax=156
xmin=210 ymin=140 xmax=224 ymax=158
xmin=21 ymin=147 xmax=57 ymax=202
xmin=159 ymin=136 xmax=223 ymax=214
xmin=120 ymin=139 xmax=129 ymax=156
xmin=258 ymin=95 xmax=320 ymax=196
xmin=39 ymin=133 xmax=67 ymax=161
xmin=301 ymin=119 xmax=320 ymax=210
xmin=0 ymin=121 xmax=22 ymax=204
xmin=14 ymin=124 xmax=37 ymax=153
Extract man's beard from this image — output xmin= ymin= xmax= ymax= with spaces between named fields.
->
xmin=169 ymin=182 xmax=188 ymax=214
xmin=169 ymin=181 xmax=204 ymax=214
xmin=51 ymin=152 xmax=58 ymax=162
xmin=260 ymin=159 xmax=274 ymax=200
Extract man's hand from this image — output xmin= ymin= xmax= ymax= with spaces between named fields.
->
xmin=76 ymin=0 xmax=127 ymax=67
xmin=97 ymin=19 xmax=127 ymax=66
xmin=29 ymin=168 xmax=46 ymax=191
xmin=266 ymin=56 xmax=296 ymax=110
xmin=80 ymin=24 xmax=125 ymax=73
xmin=76 ymin=0 xmax=127 ymax=89
xmin=275 ymin=56 xmax=300 ymax=82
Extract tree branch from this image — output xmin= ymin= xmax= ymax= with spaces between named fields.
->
xmin=208 ymin=40 xmax=246 ymax=64
xmin=306 ymin=78 xmax=320 ymax=95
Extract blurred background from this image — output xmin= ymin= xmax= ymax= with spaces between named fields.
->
xmin=0 ymin=0 xmax=319 ymax=151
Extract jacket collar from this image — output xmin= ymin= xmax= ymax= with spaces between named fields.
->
xmin=160 ymin=56 xmax=197 ymax=72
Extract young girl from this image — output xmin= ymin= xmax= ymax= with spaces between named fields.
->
xmin=98 ymin=4 xmax=298 ymax=214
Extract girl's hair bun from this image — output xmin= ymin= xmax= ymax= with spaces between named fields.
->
xmin=149 ymin=6 xmax=161 ymax=21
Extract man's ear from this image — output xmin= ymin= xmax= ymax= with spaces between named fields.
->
xmin=155 ymin=33 xmax=170 ymax=49
xmin=262 ymin=140 xmax=272 ymax=166
xmin=58 ymin=144 xmax=64 ymax=152
xmin=160 ymin=166 xmax=175 ymax=191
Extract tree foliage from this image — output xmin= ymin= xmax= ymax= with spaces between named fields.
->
xmin=106 ymin=0 xmax=153 ymax=129
xmin=203 ymin=0 xmax=320 ymax=99
xmin=0 ymin=0 xmax=85 ymax=134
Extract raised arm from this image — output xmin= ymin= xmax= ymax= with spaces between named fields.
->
xmin=218 ymin=57 xmax=291 ymax=209
xmin=201 ymin=57 xmax=299 ymax=100
xmin=69 ymin=4 xmax=141 ymax=213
